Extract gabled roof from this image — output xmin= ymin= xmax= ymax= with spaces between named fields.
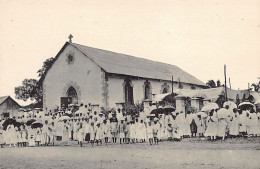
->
xmin=41 ymin=42 xmax=206 ymax=86
xmin=71 ymin=43 xmax=205 ymax=86
xmin=0 ymin=96 xmax=22 ymax=108
xmin=0 ymin=96 xmax=9 ymax=105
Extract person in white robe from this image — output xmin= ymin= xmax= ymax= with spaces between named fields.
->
xmin=229 ymin=109 xmax=239 ymax=137
xmin=6 ymin=124 xmax=16 ymax=147
xmin=102 ymin=120 xmax=110 ymax=145
xmin=248 ymin=110 xmax=260 ymax=137
xmin=62 ymin=121 xmax=70 ymax=145
xmin=77 ymin=123 xmax=84 ymax=147
xmin=238 ymin=110 xmax=247 ymax=136
xmin=204 ymin=111 xmax=218 ymax=140
xmin=153 ymin=119 xmax=160 ymax=144
xmin=195 ymin=115 xmax=205 ymax=137
xmin=175 ymin=111 xmax=185 ymax=138
xmin=217 ymin=109 xmax=229 ymax=140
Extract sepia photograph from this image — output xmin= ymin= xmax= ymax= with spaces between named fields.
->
xmin=0 ymin=0 xmax=260 ymax=168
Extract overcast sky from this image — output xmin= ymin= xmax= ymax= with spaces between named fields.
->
xmin=0 ymin=0 xmax=259 ymax=105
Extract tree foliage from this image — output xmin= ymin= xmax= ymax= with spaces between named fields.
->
xmin=14 ymin=57 xmax=55 ymax=107
xmin=14 ymin=79 xmax=43 ymax=104
xmin=37 ymin=57 xmax=55 ymax=79
xmin=251 ymin=81 xmax=260 ymax=92
xmin=206 ymin=80 xmax=216 ymax=88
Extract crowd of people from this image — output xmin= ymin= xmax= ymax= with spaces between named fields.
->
xmin=0 ymin=102 xmax=259 ymax=148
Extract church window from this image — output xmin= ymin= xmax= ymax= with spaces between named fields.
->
xmin=161 ymin=83 xmax=170 ymax=94
xmin=191 ymin=85 xmax=196 ymax=90
xmin=124 ymin=79 xmax=134 ymax=104
xmin=144 ymin=81 xmax=152 ymax=100
xmin=162 ymin=88 xmax=168 ymax=94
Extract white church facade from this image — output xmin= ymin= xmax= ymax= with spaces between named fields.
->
xmin=41 ymin=42 xmax=206 ymax=111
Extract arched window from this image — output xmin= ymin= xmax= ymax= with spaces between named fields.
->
xmin=161 ymin=83 xmax=170 ymax=94
xmin=162 ymin=88 xmax=168 ymax=94
xmin=67 ymin=86 xmax=78 ymax=104
xmin=144 ymin=81 xmax=152 ymax=99
xmin=124 ymin=79 xmax=134 ymax=104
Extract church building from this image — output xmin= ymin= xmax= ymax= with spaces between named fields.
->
xmin=41 ymin=41 xmax=206 ymax=111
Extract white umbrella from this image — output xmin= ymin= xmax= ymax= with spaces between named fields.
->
xmin=223 ymin=101 xmax=237 ymax=110
xmin=196 ymin=111 xmax=208 ymax=118
xmin=59 ymin=115 xmax=71 ymax=121
xmin=238 ymin=102 xmax=254 ymax=107
xmin=201 ymin=102 xmax=219 ymax=112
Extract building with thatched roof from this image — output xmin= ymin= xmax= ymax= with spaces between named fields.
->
xmin=41 ymin=42 xmax=206 ymax=111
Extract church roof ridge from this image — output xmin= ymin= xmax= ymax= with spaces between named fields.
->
xmin=70 ymin=42 xmax=206 ymax=86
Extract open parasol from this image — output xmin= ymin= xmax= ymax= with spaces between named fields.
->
xmin=2 ymin=118 xmax=17 ymax=130
xmin=163 ymin=105 xmax=175 ymax=113
xmin=238 ymin=102 xmax=254 ymax=107
xmin=238 ymin=101 xmax=255 ymax=111
xmin=150 ymin=108 xmax=163 ymax=115
xmin=201 ymin=102 xmax=219 ymax=112
xmin=223 ymin=101 xmax=237 ymax=110
xmin=59 ymin=115 xmax=71 ymax=121
xmin=196 ymin=111 xmax=208 ymax=118
xmin=31 ymin=121 xmax=43 ymax=128
xmin=26 ymin=119 xmax=36 ymax=126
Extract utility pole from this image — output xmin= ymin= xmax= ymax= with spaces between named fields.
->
xmin=229 ymin=78 xmax=231 ymax=89
xmin=224 ymin=65 xmax=227 ymax=101
xmin=171 ymin=75 xmax=174 ymax=94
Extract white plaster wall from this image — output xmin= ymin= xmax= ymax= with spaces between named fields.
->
xmin=107 ymin=77 xmax=124 ymax=108
xmin=107 ymin=77 xmax=204 ymax=108
xmin=43 ymin=44 xmax=102 ymax=111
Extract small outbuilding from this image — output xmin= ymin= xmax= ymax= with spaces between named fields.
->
xmin=0 ymin=96 xmax=22 ymax=120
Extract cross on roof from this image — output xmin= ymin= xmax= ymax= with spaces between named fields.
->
xmin=68 ymin=34 xmax=73 ymax=43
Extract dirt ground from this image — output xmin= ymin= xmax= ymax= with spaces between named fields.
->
xmin=0 ymin=137 xmax=260 ymax=169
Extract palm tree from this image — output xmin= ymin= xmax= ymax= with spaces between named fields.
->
xmin=206 ymin=80 xmax=216 ymax=88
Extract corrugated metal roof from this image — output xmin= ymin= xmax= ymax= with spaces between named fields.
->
xmin=153 ymin=87 xmax=253 ymax=102
xmin=71 ymin=43 xmax=205 ymax=86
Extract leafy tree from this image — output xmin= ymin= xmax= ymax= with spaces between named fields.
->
xmin=14 ymin=57 xmax=55 ymax=107
xmin=251 ymin=81 xmax=260 ymax=92
xmin=14 ymin=79 xmax=43 ymax=104
xmin=216 ymin=80 xmax=221 ymax=87
xmin=206 ymin=80 xmax=216 ymax=88
xmin=37 ymin=57 xmax=55 ymax=79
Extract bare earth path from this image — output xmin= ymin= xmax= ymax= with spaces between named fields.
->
xmin=0 ymin=138 xmax=260 ymax=169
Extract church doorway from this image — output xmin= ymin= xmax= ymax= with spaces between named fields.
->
xmin=67 ymin=86 xmax=78 ymax=104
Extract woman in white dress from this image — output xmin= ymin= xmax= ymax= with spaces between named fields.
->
xmin=28 ymin=127 xmax=36 ymax=147
xmin=204 ymin=111 xmax=218 ymax=140
xmin=102 ymin=120 xmax=110 ymax=145
xmin=217 ymin=109 xmax=229 ymax=140
xmin=95 ymin=123 xmax=102 ymax=146
xmin=229 ymin=109 xmax=239 ymax=137
xmin=89 ymin=122 xmax=95 ymax=147
xmin=238 ymin=110 xmax=247 ymax=136
xmin=20 ymin=125 xmax=28 ymax=147
xmin=248 ymin=110 xmax=260 ymax=137
xmin=77 ymin=123 xmax=84 ymax=147
xmin=62 ymin=121 xmax=70 ymax=146
xmin=195 ymin=115 xmax=205 ymax=137
xmin=35 ymin=127 xmax=42 ymax=146
xmin=138 ymin=120 xmax=147 ymax=143
xmin=6 ymin=124 xmax=16 ymax=147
